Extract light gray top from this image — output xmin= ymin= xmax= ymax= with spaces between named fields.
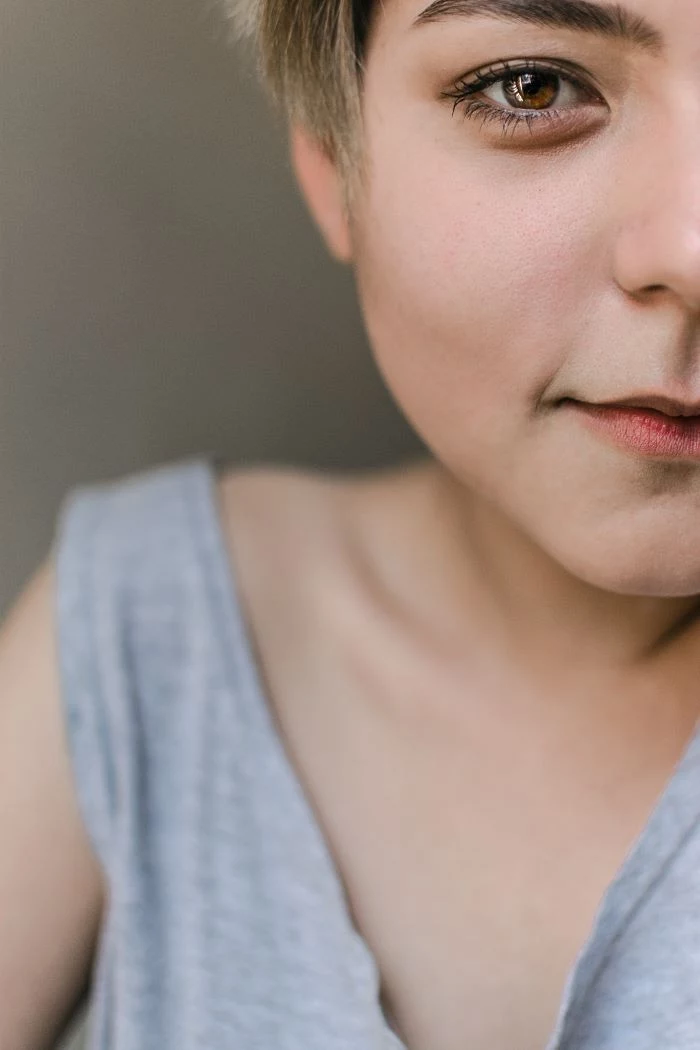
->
xmin=53 ymin=455 xmax=700 ymax=1049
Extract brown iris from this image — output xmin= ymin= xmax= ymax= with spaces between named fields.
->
xmin=502 ymin=72 xmax=560 ymax=110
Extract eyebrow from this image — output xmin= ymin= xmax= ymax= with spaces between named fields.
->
xmin=412 ymin=0 xmax=664 ymax=54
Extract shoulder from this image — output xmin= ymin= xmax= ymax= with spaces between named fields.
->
xmin=215 ymin=457 xmax=437 ymax=555
xmin=213 ymin=464 xmax=374 ymax=645
xmin=217 ymin=462 xmax=345 ymax=531
xmin=212 ymin=457 xmax=442 ymax=672
xmin=215 ymin=462 xmax=353 ymax=578
xmin=213 ymin=458 xmax=435 ymax=589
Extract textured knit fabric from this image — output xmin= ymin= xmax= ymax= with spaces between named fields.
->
xmin=53 ymin=455 xmax=700 ymax=1050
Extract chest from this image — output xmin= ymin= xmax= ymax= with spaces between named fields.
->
xmin=261 ymin=633 xmax=695 ymax=1050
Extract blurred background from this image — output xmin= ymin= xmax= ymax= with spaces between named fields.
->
xmin=1 ymin=0 xmax=423 ymax=619
xmin=2 ymin=0 xmax=423 ymax=1044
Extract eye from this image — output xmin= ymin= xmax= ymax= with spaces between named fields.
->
xmin=442 ymin=59 xmax=607 ymax=143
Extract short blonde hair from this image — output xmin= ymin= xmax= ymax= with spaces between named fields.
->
xmin=227 ymin=0 xmax=374 ymax=189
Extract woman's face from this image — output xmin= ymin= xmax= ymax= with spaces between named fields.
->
xmin=301 ymin=0 xmax=700 ymax=597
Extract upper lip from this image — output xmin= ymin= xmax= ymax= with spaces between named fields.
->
xmin=575 ymin=395 xmax=700 ymax=418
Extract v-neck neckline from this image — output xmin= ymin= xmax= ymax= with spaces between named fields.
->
xmin=191 ymin=454 xmax=700 ymax=1050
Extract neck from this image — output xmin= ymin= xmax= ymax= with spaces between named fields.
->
xmin=407 ymin=458 xmax=700 ymax=682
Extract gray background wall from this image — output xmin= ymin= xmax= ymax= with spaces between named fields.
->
xmin=2 ymin=0 xmax=423 ymax=619
xmin=2 ymin=0 xmax=423 ymax=1044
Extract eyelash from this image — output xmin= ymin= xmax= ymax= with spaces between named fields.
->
xmin=442 ymin=59 xmax=604 ymax=140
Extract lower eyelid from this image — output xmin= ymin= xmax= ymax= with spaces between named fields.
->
xmin=453 ymin=95 xmax=609 ymax=147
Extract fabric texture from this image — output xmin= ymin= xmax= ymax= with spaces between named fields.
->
xmin=52 ymin=455 xmax=700 ymax=1049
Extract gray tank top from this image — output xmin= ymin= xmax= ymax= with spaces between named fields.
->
xmin=53 ymin=455 xmax=700 ymax=1050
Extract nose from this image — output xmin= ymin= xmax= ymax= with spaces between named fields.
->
xmin=613 ymin=110 xmax=700 ymax=315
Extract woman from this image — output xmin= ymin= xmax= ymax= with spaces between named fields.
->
xmin=4 ymin=0 xmax=700 ymax=1047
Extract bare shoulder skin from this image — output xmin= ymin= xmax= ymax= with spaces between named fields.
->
xmin=0 ymin=559 xmax=104 ymax=1050
xmin=217 ymin=460 xmax=700 ymax=1050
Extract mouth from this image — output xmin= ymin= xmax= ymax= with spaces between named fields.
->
xmin=561 ymin=397 xmax=700 ymax=459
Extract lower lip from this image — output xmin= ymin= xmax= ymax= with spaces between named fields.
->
xmin=565 ymin=401 xmax=700 ymax=459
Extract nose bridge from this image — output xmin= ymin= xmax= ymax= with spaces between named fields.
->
xmin=613 ymin=107 xmax=700 ymax=311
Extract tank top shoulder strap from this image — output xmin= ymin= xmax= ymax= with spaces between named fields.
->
xmin=51 ymin=454 xmax=246 ymax=873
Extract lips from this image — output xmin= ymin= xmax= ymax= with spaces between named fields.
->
xmin=563 ymin=399 xmax=700 ymax=459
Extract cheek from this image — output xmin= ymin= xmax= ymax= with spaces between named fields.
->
xmin=353 ymin=136 xmax=602 ymax=464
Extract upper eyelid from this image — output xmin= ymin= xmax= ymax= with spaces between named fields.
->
xmin=455 ymin=58 xmax=605 ymax=97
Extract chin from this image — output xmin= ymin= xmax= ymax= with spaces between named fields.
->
xmin=546 ymin=521 xmax=700 ymax=599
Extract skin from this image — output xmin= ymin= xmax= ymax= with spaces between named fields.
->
xmin=290 ymin=0 xmax=700 ymax=690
